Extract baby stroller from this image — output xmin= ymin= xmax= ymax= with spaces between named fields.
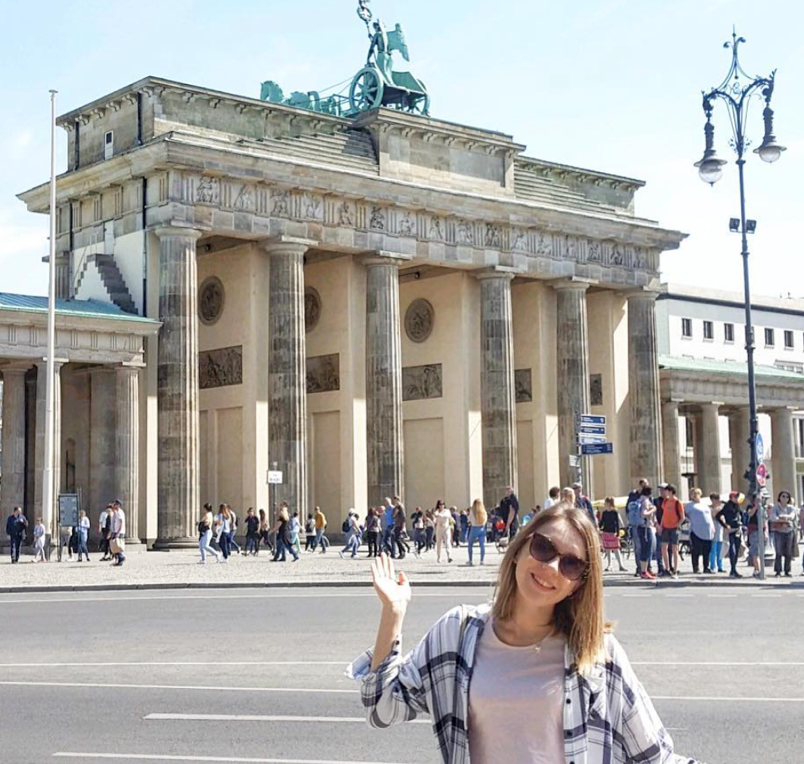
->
xmin=494 ymin=518 xmax=509 ymax=554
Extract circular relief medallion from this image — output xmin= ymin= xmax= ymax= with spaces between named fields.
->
xmin=304 ymin=286 xmax=321 ymax=333
xmin=198 ymin=277 xmax=225 ymax=326
xmin=405 ymin=298 xmax=435 ymax=343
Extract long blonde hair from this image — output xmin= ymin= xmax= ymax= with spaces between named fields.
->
xmin=470 ymin=499 xmax=487 ymax=526
xmin=491 ymin=502 xmax=608 ymax=674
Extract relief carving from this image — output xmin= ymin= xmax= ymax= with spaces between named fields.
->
xmin=511 ymin=227 xmax=528 ymax=252
xmin=306 ymin=353 xmax=340 ymax=394
xmin=199 ymin=345 xmax=243 ymax=389
xmin=303 ymin=193 xmax=323 ymax=220
xmin=233 ymin=185 xmax=254 ymax=211
xmin=304 ymin=286 xmax=321 ymax=332
xmin=429 ymin=216 xmax=444 ymax=240
xmin=515 ymin=369 xmax=533 ymax=403
xmin=611 ymin=243 xmax=624 ymax=266
xmin=272 ymin=190 xmax=291 ymax=217
xmin=196 ymin=177 xmax=220 ymax=205
xmin=369 ymin=206 xmax=386 ymax=230
xmin=588 ymin=240 xmax=602 ymax=262
xmin=404 ymin=298 xmax=435 ymax=343
xmin=402 ymin=364 xmax=443 ymax=401
xmin=457 ymin=219 xmax=474 ymax=245
xmin=535 ymin=231 xmax=552 ymax=256
xmin=198 ymin=277 xmax=225 ymax=325
xmin=399 ymin=211 xmax=415 ymax=236
xmin=337 ymin=200 xmax=354 ymax=227
xmin=485 ymin=223 xmax=502 ymax=248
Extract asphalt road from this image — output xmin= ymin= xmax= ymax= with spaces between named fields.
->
xmin=0 ymin=585 xmax=802 ymax=764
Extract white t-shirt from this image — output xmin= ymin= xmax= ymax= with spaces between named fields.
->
xmin=468 ymin=620 xmax=565 ymax=763
xmin=435 ymin=508 xmax=451 ymax=530
xmin=544 ymin=497 xmax=555 ymax=509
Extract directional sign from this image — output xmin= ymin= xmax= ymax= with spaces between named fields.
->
xmin=568 ymin=455 xmax=581 ymax=468
xmin=756 ymin=463 xmax=768 ymax=488
xmin=578 ymin=434 xmax=607 ymax=445
xmin=267 ymin=470 xmax=283 ymax=485
xmin=580 ymin=414 xmax=606 ymax=426
xmin=579 ymin=425 xmax=606 ymax=435
xmin=755 ymin=433 xmax=765 ymax=464
xmin=581 ymin=442 xmax=614 ymax=456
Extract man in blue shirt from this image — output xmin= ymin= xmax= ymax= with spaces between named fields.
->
xmin=382 ymin=497 xmax=397 ymax=558
xmin=572 ymin=482 xmax=595 ymax=522
xmin=5 ymin=507 xmax=28 ymax=564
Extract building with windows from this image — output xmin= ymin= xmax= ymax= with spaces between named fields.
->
xmin=657 ymin=283 xmax=804 ymax=501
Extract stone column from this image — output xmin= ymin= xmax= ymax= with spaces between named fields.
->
xmin=626 ymin=290 xmax=663 ymax=488
xmin=478 ymin=270 xmax=518 ymax=508
xmin=661 ymin=399 xmax=682 ymax=489
xmin=365 ymin=255 xmax=404 ymax=505
xmin=262 ymin=236 xmax=315 ymax=518
xmin=770 ymin=408 xmax=796 ymax=495
xmin=116 ymin=365 xmax=141 ymax=543
xmin=0 ymin=367 xmax=28 ymax=518
xmin=154 ymin=225 xmax=203 ymax=547
xmin=34 ymin=360 xmax=64 ymax=537
xmin=697 ymin=402 xmax=722 ymax=494
xmin=728 ymin=407 xmax=750 ymax=495
xmin=89 ymin=367 xmax=117 ymax=524
xmin=553 ymin=280 xmax=592 ymax=492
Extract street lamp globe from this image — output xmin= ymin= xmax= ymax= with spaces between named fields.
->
xmin=755 ymin=137 xmax=786 ymax=163
xmin=694 ymin=153 xmax=727 ymax=185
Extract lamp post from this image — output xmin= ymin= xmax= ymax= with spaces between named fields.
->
xmin=695 ymin=30 xmax=785 ymax=580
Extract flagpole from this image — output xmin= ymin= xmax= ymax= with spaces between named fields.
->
xmin=43 ymin=88 xmax=58 ymax=555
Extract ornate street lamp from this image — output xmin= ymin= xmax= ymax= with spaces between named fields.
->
xmin=695 ymin=30 xmax=785 ymax=579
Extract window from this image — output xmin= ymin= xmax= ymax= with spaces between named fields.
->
xmin=724 ymin=323 xmax=735 ymax=343
xmin=104 ymin=130 xmax=114 ymax=160
xmin=681 ymin=318 xmax=692 ymax=338
xmin=764 ymin=328 xmax=775 ymax=347
xmin=784 ymin=330 xmax=794 ymax=349
xmin=703 ymin=320 xmax=714 ymax=340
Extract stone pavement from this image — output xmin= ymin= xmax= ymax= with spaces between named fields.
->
xmin=1 ymin=539 xmax=802 ymax=592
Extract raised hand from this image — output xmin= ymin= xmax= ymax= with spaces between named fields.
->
xmin=371 ymin=552 xmax=412 ymax=612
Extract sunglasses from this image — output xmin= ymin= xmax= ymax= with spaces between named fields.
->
xmin=529 ymin=533 xmax=589 ymax=581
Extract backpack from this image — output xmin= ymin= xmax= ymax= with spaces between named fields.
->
xmin=305 ymin=518 xmax=314 ymax=535
xmin=626 ymin=500 xmax=642 ymax=527
xmin=342 ymin=518 xmax=351 ymax=533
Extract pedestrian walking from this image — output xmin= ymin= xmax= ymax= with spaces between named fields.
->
xmin=57 ymin=519 xmax=73 ymax=562
xmin=716 ymin=492 xmax=743 ymax=578
xmin=244 ymin=508 xmax=260 ymax=555
xmin=98 ymin=504 xmax=112 ymax=561
xmin=6 ymin=507 xmax=28 ymax=564
xmin=198 ymin=505 xmax=222 ymax=564
xmin=289 ymin=510 xmax=302 ymax=556
xmin=109 ymin=501 xmax=126 ymax=566
xmin=685 ymin=488 xmax=714 ymax=574
xmin=76 ymin=510 xmax=91 ymax=562
xmin=410 ymin=508 xmax=424 ymax=556
xmin=466 ymin=498 xmax=487 ymax=566
xmin=339 ymin=510 xmax=361 ymax=559
xmin=393 ymin=501 xmax=409 ymax=559
xmin=435 ymin=502 xmax=453 ymax=564
xmin=216 ymin=504 xmax=232 ymax=562
xmin=314 ymin=506 xmax=328 ymax=553
xmin=636 ymin=486 xmax=657 ymax=580
xmin=258 ymin=509 xmax=273 ymax=555
xmin=626 ymin=489 xmax=644 ymax=577
xmin=659 ymin=484 xmax=685 ymax=578
xmin=381 ymin=497 xmax=397 ymax=558
xmin=770 ymin=491 xmax=795 ymax=577
xmin=459 ymin=508 xmax=468 ymax=544
xmin=424 ymin=509 xmax=435 ymax=552
xmin=271 ymin=505 xmax=299 ymax=562
xmin=32 ymin=517 xmax=46 ymax=562
xmin=708 ymin=493 xmax=725 ymax=573
xmin=349 ymin=503 xmax=702 ymax=764
xmin=366 ymin=508 xmax=381 ymax=557
xmin=599 ymin=497 xmax=626 ymax=572
xmin=303 ymin=514 xmax=316 ymax=552
xmin=228 ymin=508 xmax=241 ymax=556
xmin=500 ymin=486 xmax=520 ymax=537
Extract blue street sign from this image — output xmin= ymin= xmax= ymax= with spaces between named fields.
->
xmin=755 ymin=433 xmax=765 ymax=464
xmin=581 ymin=442 xmax=614 ymax=456
xmin=578 ymin=425 xmax=606 ymax=435
xmin=578 ymin=434 xmax=607 ymax=445
xmin=580 ymin=414 xmax=606 ymax=425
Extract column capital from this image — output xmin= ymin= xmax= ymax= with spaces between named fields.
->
xmin=153 ymin=223 xmax=205 ymax=241
xmin=259 ymin=235 xmax=317 ymax=256
xmin=0 ymin=364 xmax=31 ymax=376
xmin=623 ymin=287 xmax=661 ymax=302
xmin=362 ymin=250 xmax=413 ymax=268
xmin=549 ymin=277 xmax=597 ymax=292
xmin=35 ymin=358 xmax=68 ymax=370
xmin=474 ymin=266 xmax=520 ymax=282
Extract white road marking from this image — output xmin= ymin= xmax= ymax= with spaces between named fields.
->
xmin=664 ymin=593 xmax=693 ymax=598
xmin=53 ymin=754 xmax=414 ymax=764
xmin=751 ymin=593 xmax=782 ymax=598
xmin=622 ymin=593 xmax=650 ymax=597
xmin=0 ymin=680 xmax=356 ymax=695
xmin=0 ymin=661 xmax=347 ymax=668
xmin=144 ymin=713 xmax=428 ymax=725
xmin=653 ymin=695 xmax=804 ymax=702
xmin=0 ymin=590 xmax=490 ymax=606
xmin=706 ymin=594 xmax=737 ymax=598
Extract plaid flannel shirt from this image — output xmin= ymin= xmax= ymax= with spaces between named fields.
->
xmin=347 ymin=604 xmax=702 ymax=764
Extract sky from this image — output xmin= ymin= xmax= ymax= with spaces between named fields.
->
xmin=0 ymin=0 xmax=802 ymax=299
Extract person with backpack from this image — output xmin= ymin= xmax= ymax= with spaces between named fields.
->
xmin=626 ymin=490 xmax=644 ymax=577
xmin=244 ymin=508 xmax=260 ymax=555
xmin=716 ymin=492 xmax=744 ymax=578
xmin=636 ymin=486 xmax=657 ymax=580
xmin=271 ymin=504 xmax=299 ymax=562
xmin=660 ymin=484 xmax=685 ymax=579
xmin=216 ymin=504 xmax=232 ymax=562
xmin=198 ymin=504 xmax=222 ymax=564
xmin=339 ymin=509 xmax=362 ymax=559
xmin=304 ymin=513 xmax=316 ymax=552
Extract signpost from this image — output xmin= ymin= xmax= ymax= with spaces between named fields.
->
xmin=756 ymin=463 xmax=768 ymax=488
xmin=755 ymin=433 xmax=765 ymax=464
xmin=755 ymin=433 xmax=767 ymax=579
xmin=574 ymin=413 xmax=613 ymax=485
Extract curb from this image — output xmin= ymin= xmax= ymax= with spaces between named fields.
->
xmin=0 ymin=577 xmax=801 ymax=595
